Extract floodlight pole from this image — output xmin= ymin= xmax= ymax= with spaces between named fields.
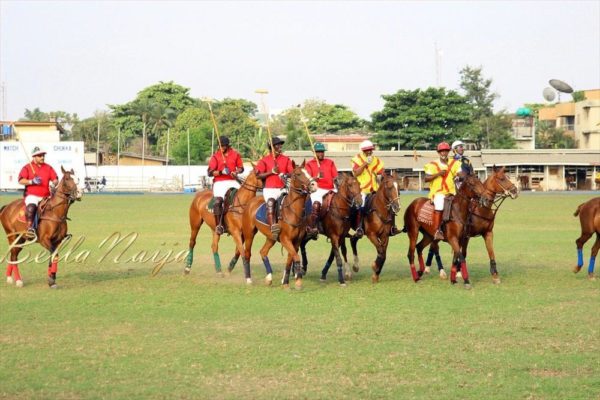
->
xmin=255 ymin=89 xmax=276 ymax=159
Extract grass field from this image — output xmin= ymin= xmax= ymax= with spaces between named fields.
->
xmin=0 ymin=192 xmax=598 ymax=399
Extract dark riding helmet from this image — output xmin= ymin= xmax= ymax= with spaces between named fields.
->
xmin=219 ymin=136 xmax=230 ymax=146
xmin=271 ymin=136 xmax=285 ymax=146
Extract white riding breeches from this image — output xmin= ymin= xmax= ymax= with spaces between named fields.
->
xmin=262 ymin=188 xmax=285 ymax=202
xmin=310 ymin=187 xmax=333 ymax=204
xmin=433 ymin=193 xmax=445 ymax=211
xmin=212 ymin=180 xmax=240 ymax=199
xmin=24 ymin=195 xmax=43 ymax=206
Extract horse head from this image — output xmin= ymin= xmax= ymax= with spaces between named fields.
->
xmin=460 ymin=173 xmax=487 ymax=205
xmin=379 ymin=171 xmax=401 ymax=214
xmin=58 ymin=166 xmax=83 ymax=203
xmin=491 ymin=165 xmax=518 ymax=199
xmin=241 ymin=163 xmax=263 ymax=191
xmin=338 ymin=173 xmax=363 ymax=208
xmin=289 ymin=160 xmax=317 ymax=194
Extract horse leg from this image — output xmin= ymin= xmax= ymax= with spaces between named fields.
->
xmin=259 ymin=238 xmax=277 ymax=286
xmin=416 ymin=236 xmax=432 ymax=278
xmin=426 ymin=241 xmax=446 ymax=278
xmin=210 ymin=233 xmax=224 ymax=277
xmin=339 ymin=237 xmax=352 ymax=280
xmin=331 ymin=236 xmax=346 ymax=286
xmin=367 ymin=233 xmax=387 ymax=283
xmin=7 ymin=245 xmax=24 ymax=288
xmin=282 ymin=253 xmax=293 ymax=288
xmin=242 ymin=227 xmax=257 ymax=284
xmin=350 ymin=236 xmax=360 ymax=272
xmin=47 ymin=251 xmax=59 ymax=289
xmin=228 ymin=249 xmax=240 ymax=275
xmin=448 ymin=237 xmax=471 ymax=289
xmin=574 ymin=231 xmax=592 ymax=273
xmin=280 ymin=237 xmax=303 ymax=290
xmin=321 ymin=247 xmax=335 ymax=282
xmin=185 ymin=210 xmax=204 ymax=274
xmin=481 ymin=233 xmax=499 ymax=284
xmin=300 ymin=238 xmax=309 ymax=274
xmin=405 ymin=226 xmax=420 ymax=282
xmin=228 ymin=231 xmax=245 ymax=274
xmin=587 ymin=234 xmax=599 ymax=280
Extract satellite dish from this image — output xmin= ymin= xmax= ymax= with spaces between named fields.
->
xmin=549 ymin=79 xmax=574 ymax=94
xmin=543 ymin=87 xmax=556 ymax=102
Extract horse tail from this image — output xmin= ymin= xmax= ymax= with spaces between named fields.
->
xmin=574 ymin=203 xmax=583 ymax=217
xmin=0 ymin=204 xmax=6 ymax=215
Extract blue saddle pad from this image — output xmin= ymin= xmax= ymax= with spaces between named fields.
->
xmin=256 ymin=203 xmax=268 ymax=225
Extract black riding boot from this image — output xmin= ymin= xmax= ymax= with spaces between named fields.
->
xmin=25 ymin=204 xmax=37 ymax=238
xmin=213 ymin=197 xmax=225 ymax=235
xmin=306 ymin=201 xmax=320 ymax=240
xmin=389 ymin=213 xmax=401 ymax=236
xmin=354 ymin=207 xmax=364 ymax=238
xmin=267 ymin=198 xmax=280 ymax=240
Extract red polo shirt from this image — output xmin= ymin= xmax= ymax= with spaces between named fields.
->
xmin=306 ymin=158 xmax=338 ymax=190
xmin=18 ymin=162 xmax=58 ymax=197
xmin=208 ymin=148 xmax=243 ymax=182
xmin=256 ymin=153 xmax=294 ymax=188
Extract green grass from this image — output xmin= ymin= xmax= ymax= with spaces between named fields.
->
xmin=0 ymin=192 xmax=598 ymax=399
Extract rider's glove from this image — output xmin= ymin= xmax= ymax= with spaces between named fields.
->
xmin=32 ymin=176 xmax=42 ymax=185
xmin=366 ymin=156 xmax=373 ymax=164
xmin=222 ymin=167 xmax=230 ymax=175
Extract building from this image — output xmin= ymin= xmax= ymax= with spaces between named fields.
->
xmin=538 ymin=89 xmax=600 ymax=150
xmin=287 ymin=149 xmax=600 ymax=191
xmin=313 ymin=133 xmax=373 ymax=152
xmin=118 ymin=152 xmax=169 ymax=166
xmin=0 ymin=120 xmax=63 ymax=143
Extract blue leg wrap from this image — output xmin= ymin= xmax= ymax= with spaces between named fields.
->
xmin=588 ymin=256 xmax=596 ymax=274
xmin=425 ymin=249 xmax=434 ymax=266
xmin=577 ymin=248 xmax=584 ymax=266
xmin=262 ymin=256 xmax=273 ymax=274
xmin=213 ymin=252 xmax=222 ymax=272
xmin=186 ymin=249 xmax=194 ymax=268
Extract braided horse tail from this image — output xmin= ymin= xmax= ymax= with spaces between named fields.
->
xmin=574 ymin=203 xmax=584 ymax=217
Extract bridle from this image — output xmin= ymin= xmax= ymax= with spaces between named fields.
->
xmin=382 ymin=177 xmax=401 ymax=214
xmin=288 ymin=169 xmax=316 ymax=196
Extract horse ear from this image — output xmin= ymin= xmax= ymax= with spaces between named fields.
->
xmin=493 ymin=164 xmax=499 ymax=173
xmin=70 ymin=168 xmax=75 ymax=174
xmin=61 ymin=165 xmax=66 ymax=174
xmin=300 ymin=159 xmax=306 ymax=168
xmin=292 ymin=160 xmax=297 ymax=169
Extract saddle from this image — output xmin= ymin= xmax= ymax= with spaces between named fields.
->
xmin=320 ymin=191 xmax=335 ymax=218
xmin=16 ymin=197 xmax=50 ymax=227
xmin=417 ymin=196 xmax=454 ymax=225
xmin=206 ymin=188 xmax=238 ymax=213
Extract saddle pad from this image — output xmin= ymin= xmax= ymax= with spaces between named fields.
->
xmin=17 ymin=203 xmax=26 ymax=223
xmin=256 ymin=202 xmax=268 ymax=225
xmin=206 ymin=188 xmax=238 ymax=212
xmin=417 ymin=202 xmax=434 ymax=225
xmin=321 ymin=191 xmax=335 ymax=216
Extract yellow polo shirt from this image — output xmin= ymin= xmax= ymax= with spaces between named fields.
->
xmin=351 ymin=153 xmax=384 ymax=194
xmin=424 ymin=159 xmax=461 ymax=199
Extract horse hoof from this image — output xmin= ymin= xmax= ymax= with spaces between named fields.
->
xmin=589 ymin=274 xmax=596 ymax=281
xmin=282 ymin=284 xmax=290 ymax=290
xmin=320 ymin=277 xmax=327 ymax=282
xmin=344 ymin=274 xmax=352 ymax=281
xmin=245 ymin=278 xmax=253 ymax=285
xmin=217 ymin=271 xmax=225 ymax=278
xmin=371 ymin=275 xmax=379 ymax=284
xmin=492 ymin=277 xmax=501 ymax=284
xmin=424 ymin=266 xmax=431 ymax=275
xmin=265 ymin=273 xmax=273 ymax=285
xmin=15 ymin=279 xmax=23 ymax=288
xmin=451 ymin=280 xmax=457 ymax=285
xmin=339 ymin=282 xmax=347 ymax=287
xmin=439 ymin=270 xmax=447 ymax=280
xmin=226 ymin=269 xmax=233 ymax=277
xmin=183 ymin=267 xmax=191 ymax=275
xmin=49 ymin=283 xmax=58 ymax=289
xmin=294 ymin=280 xmax=303 ymax=290
xmin=6 ymin=276 xmax=14 ymax=285
xmin=456 ymin=271 xmax=463 ymax=280
xmin=464 ymin=283 xmax=472 ymax=290
xmin=573 ymin=265 xmax=582 ymax=273
xmin=352 ymin=266 xmax=359 ymax=273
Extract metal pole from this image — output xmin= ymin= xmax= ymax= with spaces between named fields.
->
xmin=141 ymin=122 xmax=145 ymax=190
xmin=297 ymin=105 xmax=320 ymax=167
xmin=96 ymin=120 xmax=100 ymax=185
xmin=187 ymin=128 xmax=191 ymax=186
xmin=255 ymin=89 xmax=275 ymax=159
xmin=117 ymin=127 xmax=121 ymax=190
xmin=165 ymin=127 xmax=170 ymax=184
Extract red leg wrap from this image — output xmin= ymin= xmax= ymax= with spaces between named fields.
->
xmin=450 ymin=265 xmax=457 ymax=282
xmin=460 ymin=261 xmax=469 ymax=281
xmin=6 ymin=264 xmax=13 ymax=277
xmin=410 ymin=264 xmax=419 ymax=282
xmin=13 ymin=266 xmax=21 ymax=281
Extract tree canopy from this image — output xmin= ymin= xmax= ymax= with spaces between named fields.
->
xmin=371 ymin=88 xmax=474 ymax=150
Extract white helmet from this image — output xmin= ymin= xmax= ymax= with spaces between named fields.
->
xmin=451 ymin=140 xmax=465 ymax=150
xmin=360 ymin=140 xmax=375 ymax=151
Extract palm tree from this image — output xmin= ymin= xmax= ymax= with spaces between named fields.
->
xmin=129 ymin=99 xmax=157 ymax=159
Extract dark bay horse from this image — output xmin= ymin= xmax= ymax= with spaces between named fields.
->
xmin=299 ymin=174 xmax=363 ymax=286
xmin=1 ymin=167 xmax=82 ymax=288
xmin=241 ymin=161 xmax=316 ymax=288
xmin=403 ymin=174 xmax=487 ymax=288
xmin=344 ymin=172 xmax=401 ymax=283
xmin=185 ymin=169 xmax=262 ymax=277
xmin=573 ymin=196 xmax=599 ymax=280
xmin=426 ymin=166 xmax=518 ymax=284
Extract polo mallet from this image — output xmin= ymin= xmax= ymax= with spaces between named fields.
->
xmin=201 ymin=97 xmax=227 ymax=164
xmin=297 ymin=104 xmax=320 ymax=168
xmin=255 ymin=89 xmax=276 ymax=159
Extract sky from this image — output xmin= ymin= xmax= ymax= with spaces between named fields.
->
xmin=1 ymin=1 xmax=599 ymax=121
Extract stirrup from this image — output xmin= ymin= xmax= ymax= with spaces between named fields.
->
xmin=215 ymin=225 xmax=225 ymax=235
xmin=389 ymin=226 xmax=401 ymax=236
xmin=270 ymin=224 xmax=280 ymax=241
xmin=434 ymin=230 xmax=444 ymax=240
xmin=26 ymin=228 xmax=37 ymax=240
xmin=354 ymin=228 xmax=364 ymax=239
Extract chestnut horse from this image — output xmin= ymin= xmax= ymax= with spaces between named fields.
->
xmin=299 ymin=173 xmax=363 ymax=286
xmin=403 ymin=173 xmax=487 ymax=288
xmin=426 ymin=166 xmax=518 ymax=283
xmin=573 ymin=196 xmax=599 ymax=280
xmin=1 ymin=167 xmax=82 ymax=288
xmin=184 ymin=169 xmax=262 ymax=276
xmin=343 ymin=172 xmax=401 ymax=283
xmin=241 ymin=161 xmax=316 ymax=288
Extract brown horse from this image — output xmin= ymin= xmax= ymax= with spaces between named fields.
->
xmin=241 ymin=161 xmax=316 ymax=288
xmin=573 ymin=196 xmax=599 ymax=280
xmin=426 ymin=166 xmax=518 ymax=283
xmin=403 ymin=173 xmax=487 ymax=288
xmin=299 ymin=173 xmax=363 ymax=286
xmin=184 ymin=169 xmax=262 ymax=277
xmin=343 ymin=172 xmax=401 ymax=283
xmin=1 ymin=167 xmax=82 ymax=288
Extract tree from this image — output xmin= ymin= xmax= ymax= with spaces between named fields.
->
xmin=70 ymin=111 xmax=115 ymax=152
xmin=309 ymin=103 xmax=365 ymax=133
xmin=536 ymin=121 xmax=576 ymax=149
xmin=483 ymin=112 xmax=516 ymax=149
xmin=211 ymin=98 xmax=260 ymax=155
xmin=371 ymin=88 xmax=475 ymax=149
xmin=21 ymin=108 xmax=48 ymax=121
xmin=171 ymin=123 xmax=213 ymax=165
xmin=459 ymin=66 xmax=497 ymax=120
